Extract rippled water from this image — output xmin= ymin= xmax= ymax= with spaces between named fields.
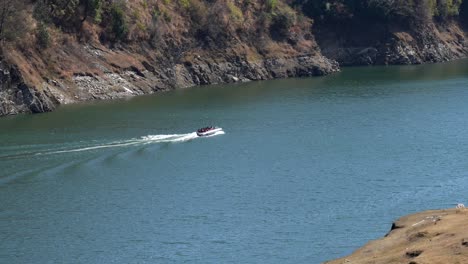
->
xmin=1 ymin=60 xmax=468 ymax=263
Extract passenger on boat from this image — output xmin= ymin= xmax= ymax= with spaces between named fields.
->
xmin=198 ymin=126 xmax=214 ymax=133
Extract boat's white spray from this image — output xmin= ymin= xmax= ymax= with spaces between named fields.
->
xmin=38 ymin=130 xmax=225 ymax=156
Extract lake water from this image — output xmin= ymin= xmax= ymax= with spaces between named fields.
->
xmin=1 ymin=60 xmax=468 ymax=263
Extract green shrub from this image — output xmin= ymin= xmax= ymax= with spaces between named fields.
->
xmin=137 ymin=22 xmax=147 ymax=31
xmin=436 ymin=0 xmax=463 ymax=18
xmin=270 ymin=9 xmax=295 ymax=40
xmin=227 ymin=2 xmax=244 ymax=22
xmin=86 ymin=0 xmax=103 ymax=23
xmin=179 ymin=0 xmax=191 ymax=9
xmin=37 ymin=23 xmax=50 ymax=48
xmin=266 ymin=0 xmax=278 ymax=12
xmin=162 ymin=10 xmax=172 ymax=22
xmin=33 ymin=0 xmax=103 ymax=28
xmin=50 ymin=0 xmax=80 ymax=20
xmin=188 ymin=0 xmax=208 ymax=24
xmin=294 ymin=0 xmax=436 ymax=24
xmin=33 ymin=1 xmax=52 ymax=23
xmin=110 ymin=3 xmax=128 ymax=40
xmin=152 ymin=8 xmax=160 ymax=20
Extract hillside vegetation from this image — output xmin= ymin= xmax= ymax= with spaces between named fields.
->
xmin=292 ymin=0 xmax=468 ymax=65
xmin=0 ymin=0 xmax=467 ymax=116
xmin=0 ymin=0 xmax=329 ymax=84
xmin=295 ymin=0 xmax=468 ymax=24
xmin=1 ymin=0 xmax=466 ymax=52
xmin=1 ymin=0 xmax=316 ymax=55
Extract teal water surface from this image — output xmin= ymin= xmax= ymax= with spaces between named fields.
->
xmin=1 ymin=60 xmax=468 ymax=263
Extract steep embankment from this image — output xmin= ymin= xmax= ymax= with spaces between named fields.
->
xmin=0 ymin=0 xmax=338 ymax=116
xmin=1 ymin=0 xmax=468 ymax=116
xmin=316 ymin=20 xmax=468 ymax=66
xmin=0 ymin=43 xmax=337 ymax=116
xmin=309 ymin=0 xmax=468 ymax=66
xmin=325 ymin=208 xmax=468 ymax=264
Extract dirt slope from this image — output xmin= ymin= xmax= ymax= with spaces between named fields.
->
xmin=325 ymin=208 xmax=468 ymax=264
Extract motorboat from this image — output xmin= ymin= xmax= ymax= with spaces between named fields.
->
xmin=196 ymin=126 xmax=222 ymax=137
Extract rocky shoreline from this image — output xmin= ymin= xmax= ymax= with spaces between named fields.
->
xmin=0 ymin=19 xmax=467 ymax=117
xmin=325 ymin=207 xmax=468 ymax=264
xmin=0 ymin=51 xmax=339 ymax=116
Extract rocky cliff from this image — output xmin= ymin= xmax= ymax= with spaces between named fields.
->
xmin=0 ymin=62 xmax=57 ymax=116
xmin=0 ymin=0 xmax=467 ymax=117
xmin=0 ymin=45 xmax=339 ymax=116
xmin=325 ymin=208 xmax=468 ymax=264
xmin=316 ymin=21 xmax=468 ymax=66
xmin=0 ymin=0 xmax=340 ymax=116
xmin=304 ymin=0 xmax=468 ymax=65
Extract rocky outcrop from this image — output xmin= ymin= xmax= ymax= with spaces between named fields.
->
xmin=316 ymin=21 xmax=468 ymax=66
xmin=384 ymin=23 xmax=468 ymax=65
xmin=67 ymin=53 xmax=338 ymax=102
xmin=0 ymin=49 xmax=338 ymax=116
xmin=0 ymin=63 xmax=58 ymax=116
xmin=174 ymin=55 xmax=338 ymax=88
xmin=325 ymin=208 xmax=468 ymax=264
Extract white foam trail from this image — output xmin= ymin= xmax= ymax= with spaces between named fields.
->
xmin=141 ymin=132 xmax=199 ymax=143
xmin=203 ymin=131 xmax=226 ymax=138
xmin=39 ymin=130 xmax=224 ymax=156
xmin=47 ymin=140 xmax=141 ymax=154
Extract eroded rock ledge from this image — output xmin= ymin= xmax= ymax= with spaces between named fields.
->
xmin=325 ymin=208 xmax=468 ymax=264
xmin=0 ymin=63 xmax=57 ymax=116
xmin=316 ymin=22 xmax=468 ymax=66
xmin=0 ymin=50 xmax=339 ymax=116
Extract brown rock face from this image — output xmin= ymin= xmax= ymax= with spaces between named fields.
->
xmin=0 ymin=63 xmax=58 ymax=116
xmin=315 ymin=20 xmax=468 ymax=66
xmin=325 ymin=208 xmax=468 ymax=264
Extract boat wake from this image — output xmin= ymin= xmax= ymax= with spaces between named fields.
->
xmin=46 ymin=130 xmax=225 ymax=155
xmin=0 ymin=129 xmax=225 ymax=159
